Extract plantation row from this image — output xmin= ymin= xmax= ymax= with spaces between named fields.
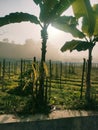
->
xmin=0 ymin=58 xmax=98 ymax=113
xmin=0 ymin=58 xmax=98 ymax=96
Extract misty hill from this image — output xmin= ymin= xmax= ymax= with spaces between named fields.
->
xmin=0 ymin=39 xmax=64 ymax=61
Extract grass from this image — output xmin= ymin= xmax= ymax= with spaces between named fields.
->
xmin=0 ymin=61 xmax=98 ymax=115
xmin=0 ymin=90 xmax=39 ymax=117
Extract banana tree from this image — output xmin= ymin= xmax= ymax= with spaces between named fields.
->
xmin=52 ymin=0 xmax=98 ymax=101
xmin=0 ymin=0 xmax=77 ymax=103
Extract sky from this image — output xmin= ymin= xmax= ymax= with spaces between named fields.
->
xmin=0 ymin=0 xmax=98 ymax=62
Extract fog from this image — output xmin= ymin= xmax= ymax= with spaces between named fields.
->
xmin=0 ymin=39 xmax=98 ymax=62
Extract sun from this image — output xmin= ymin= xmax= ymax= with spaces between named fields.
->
xmin=48 ymin=25 xmax=60 ymax=39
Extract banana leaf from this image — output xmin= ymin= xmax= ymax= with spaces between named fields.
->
xmin=72 ymin=0 xmax=95 ymax=37
xmin=52 ymin=16 xmax=85 ymax=38
xmin=61 ymin=40 xmax=92 ymax=52
xmin=93 ymin=4 xmax=98 ymax=36
xmin=33 ymin=0 xmax=42 ymax=5
xmin=0 ymin=12 xmax=40 ymax=27
xmin=39 ymin=0 xmax=76 ymax=23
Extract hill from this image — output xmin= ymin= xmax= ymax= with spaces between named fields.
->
xmin=0 ymin=39 xmax=63 ymax=61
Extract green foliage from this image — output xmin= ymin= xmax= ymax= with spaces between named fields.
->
xmin=60 ymin=1 xmax=98 ymax=53
xmin=33 ymin=0 xmax=42 ymax=5
xmin=0 ymin=91 xmax=32 ymax=114
xmin=19 ymin=62 xmax=39 ymax=95
xmin=22 ymin=63 xmax=39 ymax=91
xmin=38 ymin=0 xmax=76 ymax=23
xmin=93 ymin=4 xmax=98 ymax=35
xmin=60 ymin=1 xmax=98 ymax=102
xmin=0 ymin=61 xmax=98 ymax=115
xmin=0 ymin=12 xmax=40 ymax=27
xmin=72 ymin=0 xmax=95 ymax=37
xmin=43 ymin=62 xmax=48 ymax=77
xmin=93 ymin=36 xmax=98 ymax=42
xmin=52 ymin=16 xmax=85 ymax=38
xmin=0 ymin=0 xmax=78 ymax=106
xmin=61 ymin=40 xmax=94 ymax=52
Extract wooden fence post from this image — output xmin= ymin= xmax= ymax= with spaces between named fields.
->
xmin=14 ymin=62 xmax=17 ymax=75
xmin=2 ymin=59 xmax=5 ymax=79
xmin=0 ymin=62 xmax=1 ymax=78
xmin=2 ymin=59 xmax=6 ymax=91
xmin=33 ymin=57 xmax=38 ymax=98
xmin=49 ymin=60 xmax=52 ymax=100
xmin=60 ymin=62 xmax=62 ymax=88
xmin=64 ymin=62 xmax=67 ymax=82
xmin=56 ymin=63 xmax=58 ymax=78
xmin=20 ymin=59 xmax=23 ymax=87
xmin=80 ymin=58 xmax=86 ymax=99
xmin=8 ymin=61 xmax=10 ymax=79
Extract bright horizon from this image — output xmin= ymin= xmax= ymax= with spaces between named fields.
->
xmin=0 ymin=0 xmax=98 ymax=62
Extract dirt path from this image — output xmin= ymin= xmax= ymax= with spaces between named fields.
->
xmin=0 ymin=110 xmax=98 ymax=123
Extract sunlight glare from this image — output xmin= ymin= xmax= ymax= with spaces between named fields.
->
xmin=48 ymin=25 xmax=60 ymax=39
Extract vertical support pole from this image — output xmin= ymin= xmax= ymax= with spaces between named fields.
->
xmin=20 ymin=59 xmax=23 ymax=87
xmin=49 ymin=60 xmax=52 ymax=100
xmin=80 ymin=58 xmax=86 ymax=99
xmin=8 ymin=61 xmax=10 ymax=79
xmin=60 ymin=62 xmax=62 ymax=88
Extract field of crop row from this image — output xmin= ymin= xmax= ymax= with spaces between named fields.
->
xmin=0 ymin=59 xmax=98 ymax=114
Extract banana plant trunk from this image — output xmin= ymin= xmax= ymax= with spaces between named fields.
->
xmin=39 ymin=25 xmax=48 ymax=104
xmin=85 ymin=47 xmax=93 ymax=102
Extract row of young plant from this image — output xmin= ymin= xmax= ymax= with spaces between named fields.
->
xmin=0 ymin=0 xmax=98 ymax=112
xmin=0 ymin=58 xmax=98 ymax=100
xmin=0 ymin=58 xmax=98 ymax=113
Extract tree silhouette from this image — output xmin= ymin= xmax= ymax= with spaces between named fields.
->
xmin=0 ymin=0 xmax=78 ymax=104
xmin=53 ymin=0 xmax=98 ymax=102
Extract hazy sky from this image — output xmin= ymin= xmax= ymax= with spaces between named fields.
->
xmin=0 ymin=0 xmax=98 ymax=61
